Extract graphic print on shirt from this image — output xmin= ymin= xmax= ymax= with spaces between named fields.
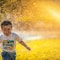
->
xmin=3 ymin=40 xmax=14 ymax=50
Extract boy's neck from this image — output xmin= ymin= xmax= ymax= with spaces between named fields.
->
xmin=4 ymin=32 xmax=11 ymax=37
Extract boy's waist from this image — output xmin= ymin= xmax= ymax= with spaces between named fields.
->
xmin=2 ymin=51 xmax=16 ymax=53
xmin=2 ymin=50 xmax=16 ymax=53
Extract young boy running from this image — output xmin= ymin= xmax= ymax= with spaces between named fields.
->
xmin=0 ymin=20 xmax=31 ymax=60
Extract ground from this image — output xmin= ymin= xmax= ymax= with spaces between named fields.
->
xmin=0 ymin=38 xmax=60 ymax=60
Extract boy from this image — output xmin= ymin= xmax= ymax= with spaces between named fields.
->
xmin=0 ymin=20 xmax=31 ymax=60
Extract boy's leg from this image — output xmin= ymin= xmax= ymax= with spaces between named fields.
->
xmin=1 ymin=51 xmax=10 ymax=60
xmin=1 ymin=52 xmax=16 ymax=60
xmin=10 ymin=52 xmax=16 ymax=60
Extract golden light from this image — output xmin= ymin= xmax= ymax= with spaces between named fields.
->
xmin=12 ymin=0 xmax=60 ymax=32
xmin=44 ymin=1 xmax=60 ymax=23
xmin=19 ymin=1 xmax=60 ymax=23
xmin=47 ymin=8 xmax=60 ymax=21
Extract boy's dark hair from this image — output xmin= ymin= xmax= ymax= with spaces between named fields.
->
xmin=1 ymin=20 xmax=12 ymax=28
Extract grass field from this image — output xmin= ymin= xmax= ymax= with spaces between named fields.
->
xmin=0 ymin=38 xmax=60 ymax=60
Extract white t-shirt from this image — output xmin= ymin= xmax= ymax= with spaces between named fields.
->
xmin=0 ymin=32 xmax=22 ymax=52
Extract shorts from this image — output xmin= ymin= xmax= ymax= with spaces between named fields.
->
xmin=1 ymin=51 xmax=16 ymax=60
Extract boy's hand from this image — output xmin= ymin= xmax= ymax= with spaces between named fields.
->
xmin=19 ymin=40 xmax=31 ymax=51
xmin=26 ymin=46 xmax=31 ymax=51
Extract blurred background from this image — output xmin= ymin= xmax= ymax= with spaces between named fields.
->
xmin=0 ymin=0 xmax=60 ymax=40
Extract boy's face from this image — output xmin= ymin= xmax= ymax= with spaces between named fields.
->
xmin=1 ymin=25 xmax=12 ymax=36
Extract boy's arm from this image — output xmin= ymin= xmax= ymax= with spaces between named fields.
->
xmin=15 ymin=34 xmax=31 ymax=51
xmin=19 ymin=40 xmax=31 ymax=51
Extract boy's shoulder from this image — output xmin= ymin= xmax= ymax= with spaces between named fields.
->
xmin=0 ymin=33 xmax=4 ymax=37
xmin=12 ymin=32 xmax=17 ymax=35
xmin=0 ymin=33 xmax=4 ymax=39
xmin=11 ymin=32 xmax=19 ymax=37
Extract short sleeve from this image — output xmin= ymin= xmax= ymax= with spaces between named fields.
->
xmin=15 ymin=34 xmax=22 ymax=42
xmin=0 ymin=36 xmax=1 ymax=40
xmin=0 ymin=36 xmax=2 ymax=42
